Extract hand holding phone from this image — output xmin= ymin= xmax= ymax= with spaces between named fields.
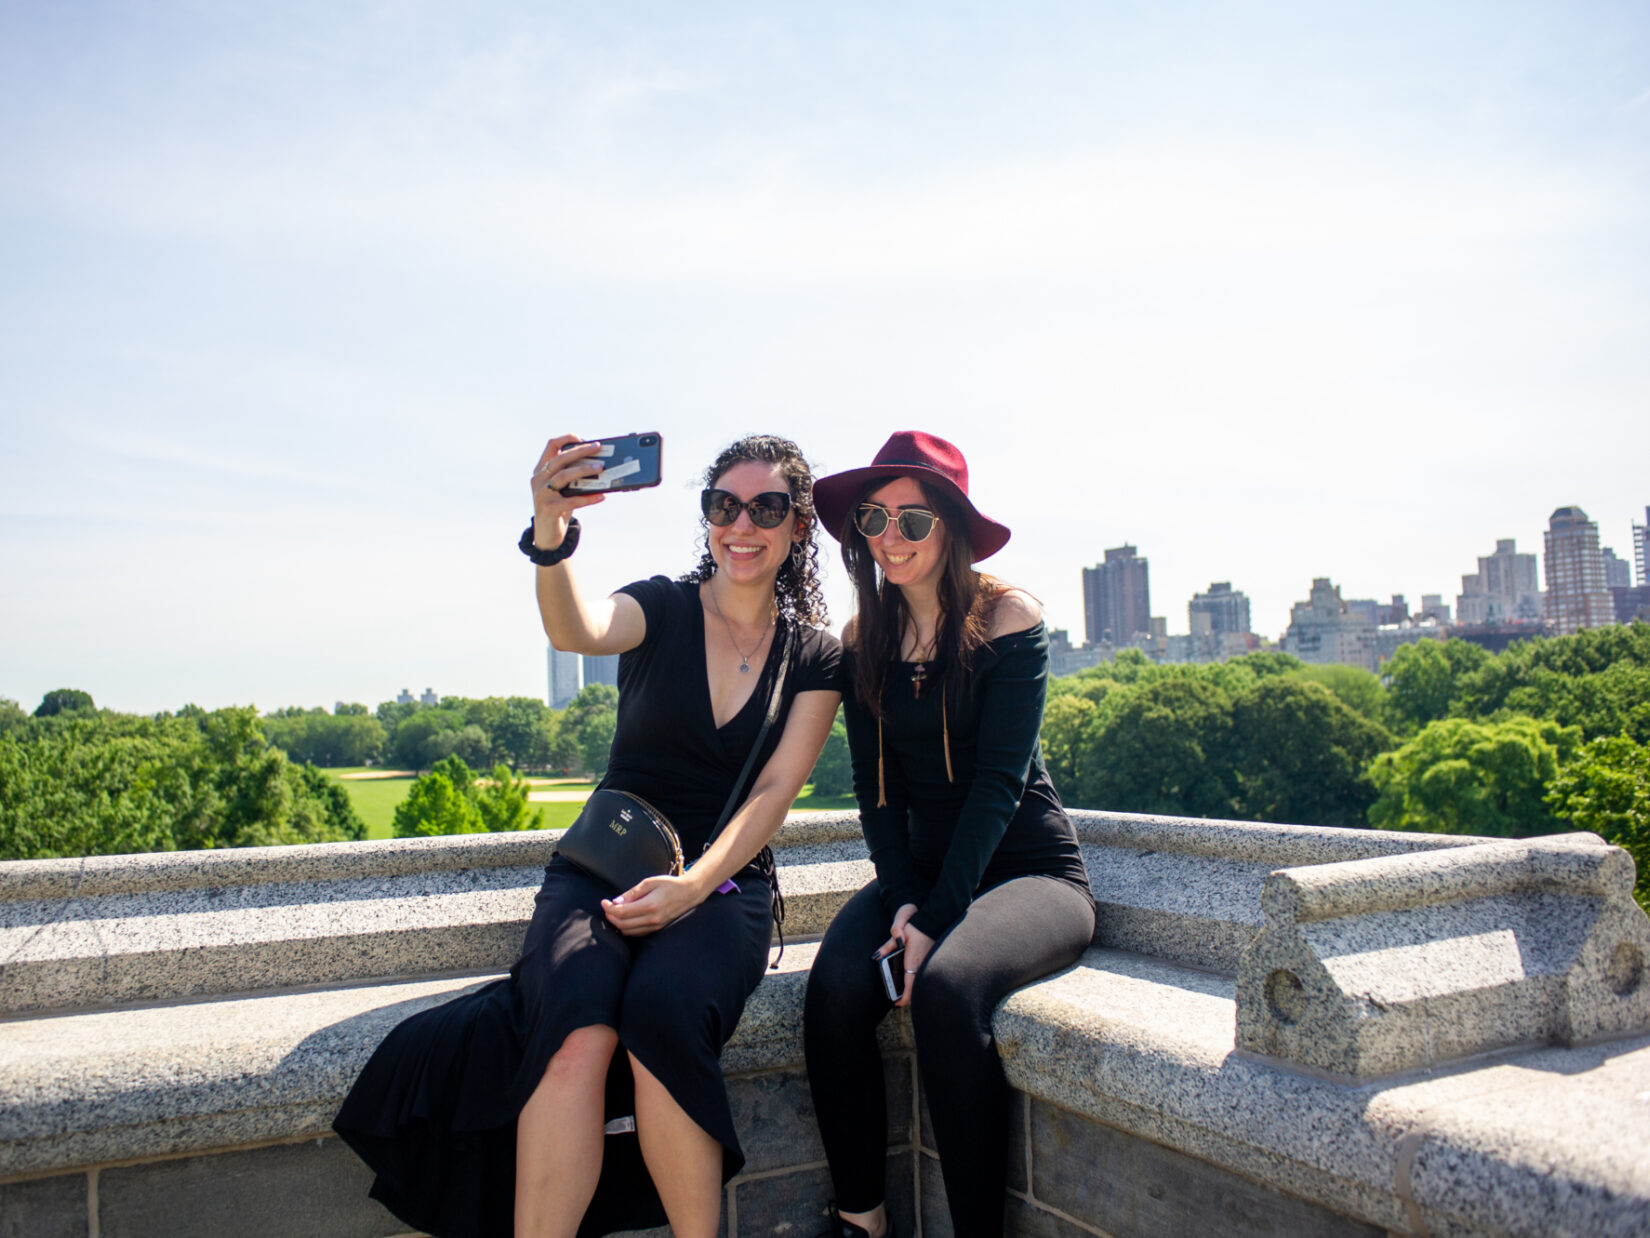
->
xmin=876 ymin=944 xmax=906 ymax=1003
xmin=562 ymin=432 xmax=663 ymax=494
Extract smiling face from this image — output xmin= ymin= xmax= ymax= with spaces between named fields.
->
xmin=707 ymin=459 xmax=804 ymax=586
xmin=861 ymin=476 xmax=947 ymax=592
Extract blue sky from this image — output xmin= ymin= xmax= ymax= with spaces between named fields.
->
xmin=3 ymin=2 xmax=1646 ymax=714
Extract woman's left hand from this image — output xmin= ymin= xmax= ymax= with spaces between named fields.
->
xmin=601 ymin=875 xmax=704 ymax=936
xmin=894 ymin=923 xmax=935 ymax=1008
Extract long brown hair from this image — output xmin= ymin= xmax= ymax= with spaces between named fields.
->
xmin=682 ymin=435 xmax=829 ymax=628
xmin=841 ymin=479 xmax=997 ymax=713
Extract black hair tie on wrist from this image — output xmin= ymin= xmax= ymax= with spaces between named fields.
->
xmin=520 ymin=517 xmax=580 ymax=566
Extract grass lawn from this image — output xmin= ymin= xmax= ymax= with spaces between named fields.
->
xmin=792 ymin=787 xmax=857 ymax=812
xmin=324 ymin=769 xmax=596 ymax=840
xmin=323 ymin=770 xmax=855 ymax=840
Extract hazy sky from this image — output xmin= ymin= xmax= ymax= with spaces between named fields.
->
xmin=3 ymin=2 xmax=1646 ymax=715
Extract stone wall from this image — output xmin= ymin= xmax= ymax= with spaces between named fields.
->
xmin=3 ymin=811 xmax=1649 ymax=1238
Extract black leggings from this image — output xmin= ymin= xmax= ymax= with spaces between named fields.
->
xmin=803 ymin=876 xmax=1096 ymax=1237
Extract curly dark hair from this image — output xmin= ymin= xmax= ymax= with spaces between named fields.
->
xmin=681 ymin=435 xmax=829 ymax=628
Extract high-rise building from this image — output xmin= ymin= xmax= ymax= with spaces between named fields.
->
xmin=1082 ymin=545 xmax=1151 ymax=645
xmin=1280 ymin=577 xmax=1378 ymax=671
xmin=1187 ymin=582 xmax=1252 ymax=637
xmin=547 ymin=645 xmax=582 ymax=709
xmin=582 ymin=653 xmax=621 ymax=689
xmin=1613 ymin=585 xmax=1650 ymax=625
xmin=1634 ymin=507 xmax=1649 ymax=589
xmin=1418 ymin=594 xmax=1452 ymax=624
xmin=1602 ymin=547 xmax=1632 ymax=589
xmin=1343 ymin=597 xmax=1383 ymax=627
xmin=1543 ymin=506 xmax=1614 ymax=636
xmin=1456 ymin=538 xmax=1542 ymax=625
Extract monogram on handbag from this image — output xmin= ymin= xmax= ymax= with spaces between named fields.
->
xmin=554 ymin=626 xmax=796 ymax=896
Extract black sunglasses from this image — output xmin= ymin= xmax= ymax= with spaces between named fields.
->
xmin=855 ymin=502 xmax=941 ymax=543
xmin=701 ymin=489 xmax=793 ymax=529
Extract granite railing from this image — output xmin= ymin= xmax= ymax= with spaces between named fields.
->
xmin=2 ymin=811 xmax=1648 ymax=1238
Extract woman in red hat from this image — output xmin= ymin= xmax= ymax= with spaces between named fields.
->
xmin=803 ymin=431 xmax=1095 ymax=1238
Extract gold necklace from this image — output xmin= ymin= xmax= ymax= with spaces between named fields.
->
xmin=708 ymin=580 xmax=775 ymax=673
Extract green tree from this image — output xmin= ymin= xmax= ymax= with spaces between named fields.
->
xmin=1547 ymin=735 xmax=1650 ymax=910
xmin=34 ymin=688 xmax=95 ymax=718
xmin=392 ymin=769 xmax=484 ymax=837
xmin=476 ymin=763 xmax=545 ymax=832
xmin=1454 ymin=623 xmax=1650 ymax=740
xmin=1039 ymin=692 xmax=1099 ymax=794
xmin=1229 ymin=678 xmax=1393 ymax=827
xmin=0 ymin=698 xmax=27 ymax=736
xmin=489 ymin=697 xmax=555 ymax=770
xmin=179 ymin=707 xmax=366 ymax=848
xmin=561 ymin=683 xmax=619 ymax=777
xmin=0 ymin=708 xmax=362 ymax=859
xmin=1381 ymin=640 xmax=1489 ymax=732
xmin=541 ymin=709 xmax=582 ymax=774
xmin=1291 ymin=664 xmax=1385 ymax=725
xmin=0 ymin=718 xmax=184 ymax=858
xmin=1366 ymin=716 xmax=1579 ymax=837
xmin=260 ymin=710 xmax=387 ymax=767
xmin=392 ymin=756 xmax=543 ymax=836
xmin=808 ymin=715 xmax=852 ymax=797
xmin=1072 ymin=678 xmax=1236 ymax=818
xmin=389 ymin=709 xmax=472 ymax=773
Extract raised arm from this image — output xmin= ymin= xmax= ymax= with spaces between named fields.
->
xmin=530 ymin=434 xmax=647 ymax=656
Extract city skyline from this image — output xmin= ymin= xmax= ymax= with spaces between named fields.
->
xmin=3 ymin=3 xmax=1645 ymax=714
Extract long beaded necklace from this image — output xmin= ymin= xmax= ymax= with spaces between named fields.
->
xmin=708 ymin=579 xmax=775 ymax=673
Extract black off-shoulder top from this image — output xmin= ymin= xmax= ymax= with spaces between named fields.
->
xmin=841 ymin=621 xmax=1091 ymax=939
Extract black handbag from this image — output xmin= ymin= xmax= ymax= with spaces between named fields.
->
xmin=555 ymin=625 xmax=796 ymax=895
xmin=555 ymin=788 xmax=685 ymax=894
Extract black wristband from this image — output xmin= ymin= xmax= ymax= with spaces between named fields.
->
xmin=520 ymin=517 xmax=580 ymax=566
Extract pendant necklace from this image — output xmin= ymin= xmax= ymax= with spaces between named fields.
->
xmin=708 ymin=580 xmax=774 ymax=673
xmin=907 ymin=633 xmax=937 ymax=699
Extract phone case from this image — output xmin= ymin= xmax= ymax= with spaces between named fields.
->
xmin=564 ymin=432 xmax=663 ymax=493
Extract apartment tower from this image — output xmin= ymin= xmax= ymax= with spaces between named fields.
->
xmin=1083 ymin=545 xmax=1152 ymax=645
xmin=1543 ymin=506 xmax=1614 ymax=635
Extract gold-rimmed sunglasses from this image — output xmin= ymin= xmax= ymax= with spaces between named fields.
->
xmin=854 ymin=502 xmax=941 ymax=543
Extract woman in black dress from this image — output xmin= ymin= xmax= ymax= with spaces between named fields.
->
xmin=335 ymin=433 xmax=842 ymax=1238
xmin=802 ymin=432 xmax=1095 ymax=1238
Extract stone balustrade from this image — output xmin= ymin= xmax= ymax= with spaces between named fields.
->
xmin=2 ymin=810 xmax=1648 ymax=1238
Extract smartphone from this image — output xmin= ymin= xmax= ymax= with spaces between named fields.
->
xmin=564 ymin=432 xmax=664 ymax=493
xmin=876 ymin=945 xmax=906 ymax=1002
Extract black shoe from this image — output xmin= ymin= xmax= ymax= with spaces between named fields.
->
xmin=815 ymin=1204 xmax=895 ymax=1238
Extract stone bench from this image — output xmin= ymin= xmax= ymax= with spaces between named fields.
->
xmin=3 ymin=811 xmax=1649 ymax=1238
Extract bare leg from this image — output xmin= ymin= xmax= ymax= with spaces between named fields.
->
xmin=631 ymin=1052 xmax=723 ymax=1238
xmin=515 ymin=1024 xmax=619 ymax=1238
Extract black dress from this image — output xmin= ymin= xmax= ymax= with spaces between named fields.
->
xmin=335 ymin=576 xmax=843 ymax=1238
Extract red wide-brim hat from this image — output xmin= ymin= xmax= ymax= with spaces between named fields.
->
xmin=812 ymin=431 xmax=1011 ymax=562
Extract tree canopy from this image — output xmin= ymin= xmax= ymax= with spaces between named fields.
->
xmin=0 ymin=706 xmax=364 ymax=860
xmin=1045 ymin=627 xmax=1650 ymax=909
xmin=392 ymin=756 xmax=544 ymax=837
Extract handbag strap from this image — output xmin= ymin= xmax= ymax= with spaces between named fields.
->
xmin=703 ymin=620 xmax=798 ymax=853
